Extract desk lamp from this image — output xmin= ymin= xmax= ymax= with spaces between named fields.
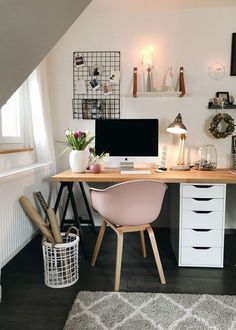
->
xmin=166 ymin=113 xmax=190 ymax=170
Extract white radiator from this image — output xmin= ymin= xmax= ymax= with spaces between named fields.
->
xmin=0 ymin=164 xmax=54 ymax=268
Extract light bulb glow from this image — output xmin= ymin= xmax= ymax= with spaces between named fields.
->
xmin=141 ymin=46 xmax=155 ymax=67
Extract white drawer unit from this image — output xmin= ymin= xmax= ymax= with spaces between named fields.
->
xmin=182 ymin=210 xmax=223 ymax=229
xmin=181 ymin=247 xmax=223 ymax=267
xmin=171 ymin=183 xmax=226 ymax=268
xmin=181 ymin=229 xmax=223 ymax=247
xmin=182 ymin=198 xmax=224 ymax=211
xmin=182 ymin=184 xmax=225 ymax=199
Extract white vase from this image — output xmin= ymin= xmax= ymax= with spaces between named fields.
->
xmin=69 ymin=150 xmax=88 ymax=173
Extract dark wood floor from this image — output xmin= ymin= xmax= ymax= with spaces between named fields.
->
xmin=1 ymin=228 xmax=236 ymax=330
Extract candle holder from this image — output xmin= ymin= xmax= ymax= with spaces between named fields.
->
xmin=195 ymin=145 xmax=217 ymax=170
xmin=146 ymin=66 xmax=152 ymax=92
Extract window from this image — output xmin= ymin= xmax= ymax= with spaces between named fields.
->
xmin=0 ymin=81 xmax=31 ymax=149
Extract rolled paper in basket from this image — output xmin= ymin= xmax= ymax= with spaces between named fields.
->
xmin=47 ymin=208 xmax=63 ymax=244
xmin=19 ymin=196 xmax=55 ymax=244
xmin=47 ymin=208 xmax=70 ymax=278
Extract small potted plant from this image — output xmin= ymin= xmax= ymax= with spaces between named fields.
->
xmin=89 ymin=147 xmax=109 ymax=173
xmin=64 ymin=129 xmax=94 ymax=173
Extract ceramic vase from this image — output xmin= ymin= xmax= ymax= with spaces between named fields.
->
xmin=69 ymin=150 xmax=88 ymax=173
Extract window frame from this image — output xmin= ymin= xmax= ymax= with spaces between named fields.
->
xmin=0 ymin=81 xmax=32 ymax=150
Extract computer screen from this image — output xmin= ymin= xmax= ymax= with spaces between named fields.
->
xmin=95 ymin=119 xmax=159 ymax=167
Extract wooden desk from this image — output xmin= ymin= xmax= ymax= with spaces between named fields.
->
xmin=52 ymin=168 xmax=236 ymax=184
xmin=52 ymin=168 xmax=236 ymax=259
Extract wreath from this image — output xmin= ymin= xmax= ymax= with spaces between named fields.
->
xmin=209 ymin=113 xmax=235 ymax=138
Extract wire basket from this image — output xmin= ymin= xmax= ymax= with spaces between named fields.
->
xmin=42 ymin=228 xmax=79 ymax=288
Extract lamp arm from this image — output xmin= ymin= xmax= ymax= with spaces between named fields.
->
xmin=177 ymin=134 xmax=186 ymax=165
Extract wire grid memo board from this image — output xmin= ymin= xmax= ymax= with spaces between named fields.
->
xmin=72 ymin=51 xmax=120 ymax=119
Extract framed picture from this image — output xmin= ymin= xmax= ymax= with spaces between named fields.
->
xmin=216 ymin=91 xmax=230 ymax=104
xmin=231 ymin=33 xmax=236 ymax=76
xmin=232 ymin=136 xmax=236 ymax=154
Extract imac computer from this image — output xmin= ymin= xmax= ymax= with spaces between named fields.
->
xmin=95 ymin=119 xmax=159 ymax=168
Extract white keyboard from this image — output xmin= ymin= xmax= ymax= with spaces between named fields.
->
xmin=120 ymin=170 xmax=152 ymax=175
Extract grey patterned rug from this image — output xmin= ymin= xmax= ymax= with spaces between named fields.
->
xmin=64 ymin=291 xmax=236 ymax=330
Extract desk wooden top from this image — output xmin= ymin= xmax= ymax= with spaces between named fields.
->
xmin=51 ymin=168 xmax=236 ymax=184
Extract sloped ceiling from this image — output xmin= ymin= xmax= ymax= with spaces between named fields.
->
xmin=0 ymin=0 xmax=92 ymax=107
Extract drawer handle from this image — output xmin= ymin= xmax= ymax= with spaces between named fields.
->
xmin=193 ymin=211 xmax=212 ymax=214
xmin=192 ymin=229 xmax=211 ymax=232
xmin=193 ymin=198 xmax=212 ymax=201
xmin=192 ymin=247 xmax=211 ymax=250
xmin=193 ymin=185 xmax=213 ymax=189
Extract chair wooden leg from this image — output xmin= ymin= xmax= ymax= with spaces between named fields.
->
xmin=114 ymin=231 xmax=124 ymax=291
xmin=139 ymin=230 xmax=147 ymax=258
xmin=146 ymin=226 xmax=166 ymax=284
xmin=91 ymin=219 xmax=106 ymax=266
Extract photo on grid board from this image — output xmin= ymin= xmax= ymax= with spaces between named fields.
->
xmin=74 ymin=55 xmax=84 ymax=67
xmin=75 ymin=80 xmax=87 ymax=94
xmin=103 ymin=83 xmax=112 ymax=96
xmin=89 ymin=65 xmax=103 ymax=76
xmin=89 ymin=79 xmax=100 ymax=91
xmin=109 ymin=69 xmax=120 ymax=84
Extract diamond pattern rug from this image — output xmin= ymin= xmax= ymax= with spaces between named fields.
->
xmin=64 ymin=291 xmax=236 ymax=329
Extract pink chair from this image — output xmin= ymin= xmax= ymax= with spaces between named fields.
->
xmin=90 ymin=180 xmax=167 ymax=291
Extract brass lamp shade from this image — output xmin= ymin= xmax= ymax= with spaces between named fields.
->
xmin=166 ymin=113 xmax=187 ymax=134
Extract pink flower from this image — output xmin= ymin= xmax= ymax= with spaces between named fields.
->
xmin=73 ymin=131 xmax=81 ymax=139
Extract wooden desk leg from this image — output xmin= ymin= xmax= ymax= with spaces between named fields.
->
xmin=79 ymin=182 xmax=96 ymax=234
xmin=67 ymin=183 xmax=87 ymax=259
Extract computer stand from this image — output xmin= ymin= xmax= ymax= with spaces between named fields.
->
xmin=120 ymin=161 xmax=134 ymax=169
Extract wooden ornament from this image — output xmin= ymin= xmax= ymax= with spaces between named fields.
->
xmin=179 ymin=66 xmax=186 ymax=97
xmin=133 ymin=67 xmax=138 ymax=97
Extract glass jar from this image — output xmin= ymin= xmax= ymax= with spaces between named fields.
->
xmin=195 ymin=145 xmax=217 ymax=170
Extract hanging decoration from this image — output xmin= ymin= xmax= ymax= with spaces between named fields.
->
xmin=209 ymin=63 xmax=225 ymax=80
xmin=209 ymin=113 xmax=235 ymax=138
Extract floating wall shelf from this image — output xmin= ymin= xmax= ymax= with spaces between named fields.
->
xmin=208 ymin=103 xmax=236 ymax=110
xmin=125 ymin=91 xmax=191 ymax=97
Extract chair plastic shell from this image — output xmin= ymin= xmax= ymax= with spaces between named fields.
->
xmin=90 ymin=180 xmax=167 ymax=226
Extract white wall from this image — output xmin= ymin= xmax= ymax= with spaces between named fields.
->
xmin=46 ymin=0 xmax=236 ymax=227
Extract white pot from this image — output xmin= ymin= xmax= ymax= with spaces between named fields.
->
xmin=69 ymin=150 xmax=88 ymax=173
